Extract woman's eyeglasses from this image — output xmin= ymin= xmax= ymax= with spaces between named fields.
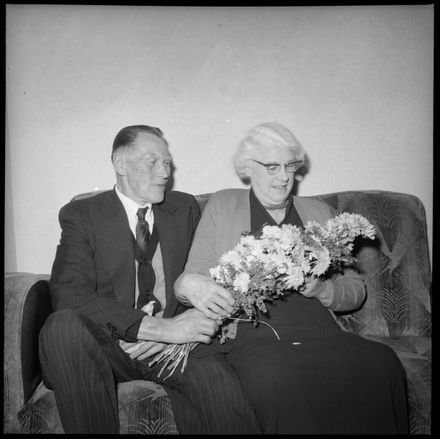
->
xmin=250 ymin=159 xmax=303 ymax=175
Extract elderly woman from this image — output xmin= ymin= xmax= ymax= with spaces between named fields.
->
xmin=175 ymin=122 xmax=409 ymax=434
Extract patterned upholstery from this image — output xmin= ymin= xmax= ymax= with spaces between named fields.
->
xmin=3 ymin=190 xmax=431 ymax=434
xmin=313 ymin=191 xmax=431 ymax=435
xmin=314 ymin=191 xmax=431 ymax=338
xmin=16 ymin=381 xmax=178 ymax=434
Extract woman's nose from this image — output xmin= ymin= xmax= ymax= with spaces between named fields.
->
xmin=277 ymin=165 xmax=289 ymax=181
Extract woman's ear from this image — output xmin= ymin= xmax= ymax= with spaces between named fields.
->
xmin=112 ymin=151 xmax=127 ymax=176
xmin=240 ymin=164 xmax=252 ymax=185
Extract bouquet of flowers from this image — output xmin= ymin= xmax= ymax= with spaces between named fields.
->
xmin=149 ymin=212 xmax=375 ymax=379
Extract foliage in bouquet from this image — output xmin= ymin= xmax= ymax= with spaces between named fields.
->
xmin=209 ymin=224 xmax=309 ymax=319
xmin=150 ymin=212 xmax=376 ymax=378
xmin=303 ymin=212 xmax=376 ymax=275
xmin=210 ymin=213 xmax=376 ymax=343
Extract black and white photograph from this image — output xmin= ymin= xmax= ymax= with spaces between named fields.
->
xmin=5 ymin=4 xmax=433 ymax=435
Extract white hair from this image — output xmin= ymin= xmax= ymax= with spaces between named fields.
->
xmin=233 ymin=122 xmax=305 ymax=183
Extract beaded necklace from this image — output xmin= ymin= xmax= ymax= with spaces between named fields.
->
xmin=263 ymin=199 xmax=290 ymax=210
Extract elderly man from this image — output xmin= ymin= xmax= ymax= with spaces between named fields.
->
xmin=39 ymin=125 xmax=260 ymax=434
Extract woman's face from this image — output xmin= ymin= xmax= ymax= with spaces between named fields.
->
xmin=248 ymin=144 xmax=298 ymax=205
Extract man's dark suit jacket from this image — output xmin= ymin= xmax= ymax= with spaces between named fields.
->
xmin=49 ymin=188 xmax=201 ymax=342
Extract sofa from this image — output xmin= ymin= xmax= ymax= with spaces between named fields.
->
xmin=4 ymin=189 xmax=431 ymax=434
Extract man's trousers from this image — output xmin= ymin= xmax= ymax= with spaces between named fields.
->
xmin=39 ymin=309 xmax=261 ymax=434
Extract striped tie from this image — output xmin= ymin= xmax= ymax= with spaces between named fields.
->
xmin=134 ymin=207 xmax=161 ymax=314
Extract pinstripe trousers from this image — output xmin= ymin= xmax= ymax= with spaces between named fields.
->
xmin=39 ymin=309 xmax=261 ymax=434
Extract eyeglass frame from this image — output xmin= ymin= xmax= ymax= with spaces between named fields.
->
xmin=250 ymin=159 xmax=303 ymax=175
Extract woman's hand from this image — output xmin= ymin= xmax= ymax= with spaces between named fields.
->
xmin=299 ymin=276 xmax=323 ymax=298
xmin=175 ymin=272 xmax=235 ymax=322
xmin=119 ymin=340 xmax=167 ymax=361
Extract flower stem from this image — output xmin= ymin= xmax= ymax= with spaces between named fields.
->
xmin=150 ymin=318 xmax=280 ymax=381
xmin=232 ymin=317 xmax=280 ymax=341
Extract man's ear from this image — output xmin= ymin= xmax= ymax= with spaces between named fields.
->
xmin=112 ymin=151 xmax=127 ymax=176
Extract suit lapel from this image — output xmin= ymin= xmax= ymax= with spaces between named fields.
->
xmin=92 ymin=190 xmax=189 ymax=314
xmin=93 ymin=191 xmax=136 ymax=306
xmin=153 ymin=200 xmax=183 ymax=318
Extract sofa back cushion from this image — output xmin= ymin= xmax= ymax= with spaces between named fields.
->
xmin=314 ymin=190 xmax=431 ymax=338
xmin=73 ymin=189 xmax=431 ymax=338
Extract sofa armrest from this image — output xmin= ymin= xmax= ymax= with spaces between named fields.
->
xmin=4 ymin=273 xmax=52 ymax=433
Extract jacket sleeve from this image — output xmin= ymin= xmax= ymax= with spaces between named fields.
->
xmin=184 ymin=195 xmax=221 ymax=276
xmin=50 ymin=202 xmax=147 ymax=341
xmin=304 ymin=199 xmax=367 ymax=312
xmin=313 ymin=269 xmax=367 ymax=312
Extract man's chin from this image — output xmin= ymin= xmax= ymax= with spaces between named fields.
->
xmin=150 ymin=190 xmax=166 ymax=204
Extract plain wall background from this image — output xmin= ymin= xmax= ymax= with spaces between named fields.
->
xmin=5 ymin=5 xmax=433 ymax=274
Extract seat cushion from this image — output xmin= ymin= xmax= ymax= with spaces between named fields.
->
xmin=17 ymin=382 xmax=63 ymax=433
xmin=118 ymin=380 xmax=178 ymax=434
xmin=17 ymin=380 xmax=178 ymax=434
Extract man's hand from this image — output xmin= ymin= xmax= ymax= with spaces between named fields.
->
xmin=119 ymin=340 xmax=167 ymax=361
xmin=175 ymin=272 xmax=235 ymax=321
xmin=137 ymin=308 xmax=220 ymax=345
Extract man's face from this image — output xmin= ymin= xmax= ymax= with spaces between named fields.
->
xmin=117 ymin=132 xmax=172 ymax=204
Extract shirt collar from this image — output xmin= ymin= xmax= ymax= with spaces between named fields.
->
xmin=114 ymin=185 xmax=153 ymax=233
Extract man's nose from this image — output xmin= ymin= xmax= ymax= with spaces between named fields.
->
xmin=156 ymin=161 xmax=170 ymax=178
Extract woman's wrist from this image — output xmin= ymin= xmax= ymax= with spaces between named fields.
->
xmin=314 ymin=278 xmax=335 ymax=308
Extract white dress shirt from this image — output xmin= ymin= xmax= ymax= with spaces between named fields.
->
xmin=115 ymin=185 xmax=166 ymax=317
